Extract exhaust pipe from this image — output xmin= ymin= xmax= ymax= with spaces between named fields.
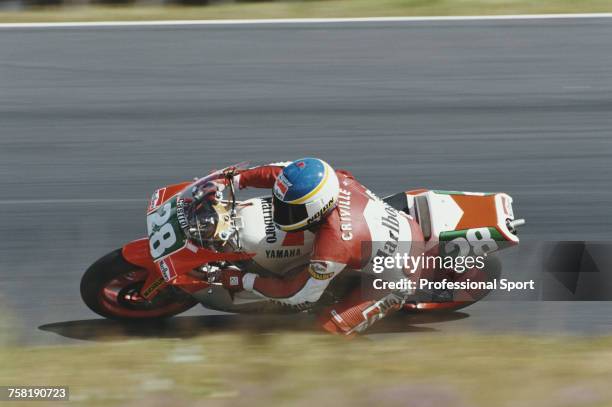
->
xmin=507 ymin=218 xmax=526 ymax=233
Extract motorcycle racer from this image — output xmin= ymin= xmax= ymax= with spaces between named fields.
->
xmin=215 ymin=158 xmax=425 ymax=336
xmin=81 ymin=159 xmax=523 ymax=325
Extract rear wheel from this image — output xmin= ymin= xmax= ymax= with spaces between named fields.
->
xmin=405 ymin=255 xmax=503 ymax=313
xmin=80 ymin=249 xmax=198 ymax=320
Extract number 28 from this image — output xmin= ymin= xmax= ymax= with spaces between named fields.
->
xmin=445 ymin=227 xmax=498 ymax=257
xmin=147 ymin=203 xmax=176 ymax=258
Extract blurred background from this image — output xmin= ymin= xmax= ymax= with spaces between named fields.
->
xmin=1 ymin=0 xmax=612 ymax=22
xmin=1 ymin=3 xmax=612 ymax=405
xmin=0 ymin=0 xmax=238 ymax=8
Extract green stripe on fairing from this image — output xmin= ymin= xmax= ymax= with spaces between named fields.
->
xmin=439 ymin=227 xmax=506 ymax=257
xmin=439 ymin=227 xmax=505 ymax=241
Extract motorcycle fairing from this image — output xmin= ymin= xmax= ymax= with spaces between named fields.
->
xmin=147 ymin=182 xmax=191 ymax=215
xmin=147 ymin=195 xmax=189 ymax=261
xmin=405 ymin=190 xmax=519 ymax=257
xmin=122 ymin=238 xmax=170 ymax=300
xmin=123 ymin=235 xmax=257 ymax=301
xmin=125 ymin=176 xmax=259 ymax=300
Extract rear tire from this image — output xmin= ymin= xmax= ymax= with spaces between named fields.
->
xmin=81 ymin=249 xmax=198 ymax=320
xmin=405 ymin=255 xmax=503 ymax=313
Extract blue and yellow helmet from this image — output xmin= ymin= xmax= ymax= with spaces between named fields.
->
xmin=272 ymin=158 xmax=340 ymax=231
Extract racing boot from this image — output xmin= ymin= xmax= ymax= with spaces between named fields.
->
xmin=317 ymin=288 xmax=405 ymax=336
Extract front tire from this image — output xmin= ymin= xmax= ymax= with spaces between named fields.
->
xmin=81 ymin=249 xmax=198 ymax=320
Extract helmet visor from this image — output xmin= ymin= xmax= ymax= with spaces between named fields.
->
xmin=272 ymin=194 xmax=309 ymax=228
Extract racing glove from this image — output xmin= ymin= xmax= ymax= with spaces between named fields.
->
xmin=219 ymin=268 xmax=245 ymax=293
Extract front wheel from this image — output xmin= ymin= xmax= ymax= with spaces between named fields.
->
xmin=80 ymin=249 xmax=198 ymax=320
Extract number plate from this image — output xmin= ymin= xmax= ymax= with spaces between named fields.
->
xmin=440 ymin=227 xmax=503 ymax=257
xmin=146 ymin=196 xmax=187 ymax=260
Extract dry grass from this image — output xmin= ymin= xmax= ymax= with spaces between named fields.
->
xmin=1 ymin=0 xmax=612 ymax=23
xmin=2 ymin=333 xmax=612 ymax=406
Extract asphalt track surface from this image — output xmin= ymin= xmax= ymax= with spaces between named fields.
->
xmin=1 ymin=17 xmax=612 ymax=344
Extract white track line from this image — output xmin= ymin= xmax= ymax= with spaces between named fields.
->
xmin=1 ymin=13 xmax=612 ymax=29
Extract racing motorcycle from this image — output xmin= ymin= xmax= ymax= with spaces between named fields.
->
xmin=81 ymin=163 xmax=525 ymax=320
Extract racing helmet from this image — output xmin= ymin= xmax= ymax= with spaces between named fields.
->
xmin=272 ymin=158 xmax=340 ymax=231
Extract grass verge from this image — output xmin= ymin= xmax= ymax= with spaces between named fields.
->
xmin=1 ymin=0 xmax=612 ymax=23
xmin=1 ymin=333 xmax=612 ymax=406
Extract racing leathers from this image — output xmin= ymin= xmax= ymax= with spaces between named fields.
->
xmin=229 ymin=163 xmax=425 ymax=335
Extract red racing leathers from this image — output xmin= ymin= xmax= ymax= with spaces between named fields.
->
xmin=231 ymin=163 xmax=425 ymax=335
